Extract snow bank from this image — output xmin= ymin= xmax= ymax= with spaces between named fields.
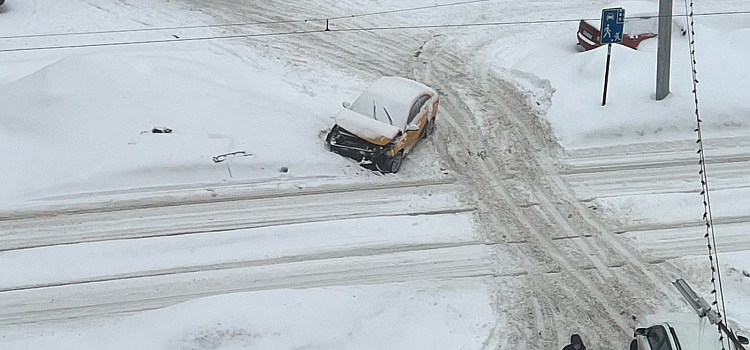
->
xmin=2 ymin=281 xmax=495 ymax=350
xmin=506 ymin=2 xmax=750 ymax=148
xmin=0 ymin=51 xmax=350 ymax=204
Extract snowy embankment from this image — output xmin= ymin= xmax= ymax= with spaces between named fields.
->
xmin=0 ymin=50 xmax=355 ymax=205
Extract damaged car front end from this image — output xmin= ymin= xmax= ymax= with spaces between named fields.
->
xmin=326 ymin=125 xmax=400 ymax=171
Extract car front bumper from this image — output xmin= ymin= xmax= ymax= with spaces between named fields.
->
xmin=327 ymin=126 xmax=393 ymax=167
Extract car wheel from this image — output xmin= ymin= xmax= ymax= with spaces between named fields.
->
xmin=423 ymin=118 xmax=436 ymax=138
xmin=386 ymin=152 xmax=404 ymax=173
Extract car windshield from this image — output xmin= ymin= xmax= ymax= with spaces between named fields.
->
xmin=646 ymin=325 xmax=673 ymax=350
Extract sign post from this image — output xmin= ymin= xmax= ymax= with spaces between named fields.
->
xmin=600 ymin=8 xmax=625 ymax=106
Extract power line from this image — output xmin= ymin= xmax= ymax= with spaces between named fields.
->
xmin=2 ymin=9 xmax=750 ymax=53
xmin=328 ymin=0 xmax=492 ymax=20
xmin=1 ymin=2 xmax=748 ymax=42
xmin=0 ymin=0 xmax=492 ymax=40
xmin=0 ymin=29 xmax=313 ymax=53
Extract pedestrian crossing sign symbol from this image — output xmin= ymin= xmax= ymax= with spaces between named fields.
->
xmin=600 ymin=8 xmax=625 ymax=44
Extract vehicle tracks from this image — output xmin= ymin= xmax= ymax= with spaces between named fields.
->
xmin=0 ymin=181 xmax=467 ymax=252
xmin=416 ymin=33 xmax=684 ymax=349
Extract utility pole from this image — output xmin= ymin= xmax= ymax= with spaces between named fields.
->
xmin=656 ymin=0 xmax=673 ymax=100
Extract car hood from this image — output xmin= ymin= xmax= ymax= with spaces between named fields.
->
xmin=333 ymin=108 xmax=401 ymax=146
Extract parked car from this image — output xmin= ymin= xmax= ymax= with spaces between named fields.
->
xmin=631 ymin=313 xmax=749 ymax=350
xmin=576 ymin=11 xmax=686 ymax=51
xmin=577 ymin=14 xmax=657 ymax=50
xmin=326 ymin=77 xmax=439 ymax=173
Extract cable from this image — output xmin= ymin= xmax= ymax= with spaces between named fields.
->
xmin=0 ymin=20 xmax=300 ymax=40
xmin=0 ymin=0 xmax=493 ymax=40
xmin=2 ymin=8 xmax=750 ymax=53
xmin=0 ymin=29 xmax=313 ymax=53
xmin=683 ymin=0 xmax=729 ymax=348
xmin=327 ymin=0 xmax=492 ymax=20
xmin=0 ymin=18 xmax=589 ymax=53
xmin=1 ymin=4 xmax=748 ymax=42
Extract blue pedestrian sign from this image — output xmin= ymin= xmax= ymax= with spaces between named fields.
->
xmin=600 ymin=8 xmax=625 ymax=44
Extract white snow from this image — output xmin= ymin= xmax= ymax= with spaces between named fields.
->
xmin=349 ymin=76 xmax=436 ymax=130
xmin=0 ymin=213 xmax=477 ymax=289
xmin=0 ymin=281 xmax=494 ymax=350
xmin=496 ymin=0 xmax=750 ymax=336
xmin=333 ymin=107 xmax=401 ymax=142
xmin=0 ymin=49 xmax=356 ymax=204
xmin=3 ymin=0 xmax=750 ymax=348
xmin=509 ymin=4 xmax=750 ymax=149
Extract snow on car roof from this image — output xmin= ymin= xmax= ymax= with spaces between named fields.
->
xmin=349 ymin=77 xmax=435 ymax=130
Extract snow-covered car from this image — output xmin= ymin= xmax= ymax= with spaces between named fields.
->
xmin=576 ymin=12 xmax=684 ymax=51
xmin=0 ymin=0 xmax=6 ymax=6
xmin=632 ymin=313 xmax=749 ymax=350
xmin=326 ymin=77 xmax=439 ymax=173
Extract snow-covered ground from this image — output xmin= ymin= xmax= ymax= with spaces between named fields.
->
xmin=2 ymin=0 xmax=750 ymax=349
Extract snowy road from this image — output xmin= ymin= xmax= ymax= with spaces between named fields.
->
xmin=4 ymin=0 xmax=750 ymax=348
xmin=0 ymin=176 xmax=501 ymax=326
xmin=563 ymin=137 xmax=750 ymax=261
xmin=0 ymin=178 xmax=467 ymax=250
xmin=165 ymin=0 xmax=749 ymax=347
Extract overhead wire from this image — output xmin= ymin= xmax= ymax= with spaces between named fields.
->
xmin=0 ymin=0 xmax=493 ymax=40
xmin=1 ymin=7 xmax=750 ymax=53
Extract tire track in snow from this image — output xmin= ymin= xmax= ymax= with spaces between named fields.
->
xmin=0 ymin=182 xmax=467 ymax=252
xmin=0 ymin=241 xmax=490 ymax=293
xmin=561 ymin=137 xmax=750 ymax=262
xmin=0 ymin=244 xmax=496 ymax=326
xmin=0 ymin=176 xmax=455 ymax=220
xmin=416 ymin=34 xmax=682 ymax=348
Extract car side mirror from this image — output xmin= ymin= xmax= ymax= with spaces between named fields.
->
xmin=342 ymin=101 xmax=351 ymax=109
xmin=738 ymin=336 xmax=749 ymax=345
xmin=634 ymin=328 xmax=647 ymax=337
xmin=406 ymin=124 xmax=420 ymax=131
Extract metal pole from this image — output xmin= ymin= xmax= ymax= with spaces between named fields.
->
xmin=718 ymin=322 xmax=748 ymax=350
xmin=656 ymin=0 xmax=673 ymax=100
xmin=602 ymin=43 xmax=612 ymax=106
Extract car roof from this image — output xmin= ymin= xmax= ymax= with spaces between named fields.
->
xmin=639 ymin=313 xmax=728 ymax=350
xmin=349 ymin=77 xmax=435 ymax=130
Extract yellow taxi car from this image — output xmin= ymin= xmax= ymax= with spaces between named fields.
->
xmin=326 ymin=77 xmax=439 ymax=173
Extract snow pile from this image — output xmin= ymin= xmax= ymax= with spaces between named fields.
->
xmin=3 ymin=282 xmax=494 ymax=350
xmin=507 ymin=3 xmax=750 ymax=148
xmin=0 ymin=51 xmax=351 ymax=204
